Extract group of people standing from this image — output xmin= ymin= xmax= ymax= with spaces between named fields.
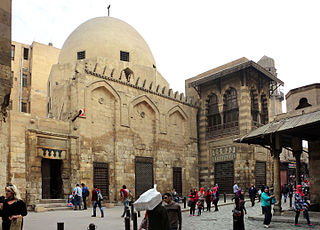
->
xmin=68 ymin=183 xmax=104 ymax=218
xmin=188 ymin=185 xmax=219 ymax=216
xmin=233 ymin=182 xmax=313 ymax=229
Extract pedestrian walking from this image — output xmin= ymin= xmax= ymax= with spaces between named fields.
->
xmin=282 ymin=184 xmax=289 ymax=203
xmin=81 ymin=183 xmax=89 ymax=210
xmin=212 ymin=185 xmax=219 ymax=211
xmin=249 ymin=184 xmax=257 ymax=207
xmin=91 ymin=185 xmax=104 ymax=218
xmin=73 ymin=184 xmax=82 ymax=210
xmin=188 ymin=189 xmax=198 ymax=216
xmin=232 ymin=189 xmax=247 ymax=230
xmin=294 ymin=185 xmax=312 ymax=227
xmin=163 ymin=193 xmax=182 ymax=230
xmin=120 ymin=185 xmax=131 ymax=218
xmin=289 ymin=183 xmax=294 ymax=207
xmin=196 ymin=199 xmax=203 ymax=216
xmin=257 ymin=187 xmax=262 ymax=203
xmin=261 ymin=186 xmax=274 ymax=228
xmin=0 ymin=184 xmax=27 ymax=230
xmin=197 ymin=187 xmax=205 ymax=212
xmin=205 ymin=188 xmax=212 ymax=212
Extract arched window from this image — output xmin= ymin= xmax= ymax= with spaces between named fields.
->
xmin=260 ymin=94 xmax=268 ymax=124
xmin=223 ymin=88 xmax=239 ymax=129
xmin=251 ymin=89 xmax=259 ymax=126
xmin=207 ymin=94 xmax=221 ymax=133
xmin=295 ymin=97 xmax=312 ymax=110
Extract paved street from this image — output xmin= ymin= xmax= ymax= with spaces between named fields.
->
xmin=182 ymin=200 xmax=320 ymax=230
xmin=22 ymin=200 xmax=320 ymax=230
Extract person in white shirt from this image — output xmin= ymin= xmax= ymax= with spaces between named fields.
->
xmin=73 ymin=184 xmax=82 ymax=210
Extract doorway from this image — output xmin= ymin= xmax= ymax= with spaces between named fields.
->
xmin=41 ymin=158 xmax=63 ymax=199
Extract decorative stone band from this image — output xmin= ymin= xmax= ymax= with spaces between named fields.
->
xmin=84 ymin=67 xmax=199 ymax=108
xmin=38 ymin=148 xmax=66 ymax=160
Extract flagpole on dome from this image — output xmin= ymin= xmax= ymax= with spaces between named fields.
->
xmin=107 ymin=5 xmax=111 ymax=17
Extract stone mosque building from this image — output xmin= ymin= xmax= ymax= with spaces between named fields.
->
xmin=2 ymin=14 xmax=287 ymax=209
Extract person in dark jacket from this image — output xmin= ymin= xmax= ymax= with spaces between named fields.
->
xmin=282 ymin=184 xmax=289 ymax=203
xmin=233 ymin=190 xmax=247 ymax=230
xmin=91 ymin=185 xmax=104 ymax=218
xmin=147 ymin=202 xmax=170 ymax=230
xmin=248 ymin=184 xmax=257 ymax=207
xmin=0 ymin=184 xmax=27 ymax=230
xmin=205 ymin=188 xmax=212 ymax=212
xmin=212 ymin=186 xmax=219 ymax=211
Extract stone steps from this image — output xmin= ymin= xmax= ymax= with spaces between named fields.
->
xmin=35 ymin=199 xmax=70 ymax=212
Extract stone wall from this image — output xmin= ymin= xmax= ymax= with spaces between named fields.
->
xmin=10 ymin=41 xmax=60 ymax=116
xmin=286 ymin=83 xmax=320 ymax=112
xmin=47 ymin=57 xmax=199 ymax=201
xmin=7 ymin=111 xmax=74 ymax=206
xmin=0 ymin=0 xmax=11 ymax=192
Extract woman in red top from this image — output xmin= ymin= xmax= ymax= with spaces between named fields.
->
xmin=188 ymin=188 xmax=199 ymax=216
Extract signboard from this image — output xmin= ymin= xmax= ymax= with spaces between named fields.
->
xmin=209 ymin=145 xmax=236 ymax=162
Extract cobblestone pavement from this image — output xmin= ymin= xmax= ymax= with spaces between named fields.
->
xmin=21 ymin=200 xmax=320 ymax=230
xmin=182 ymin=200 xmax=320 ymax=230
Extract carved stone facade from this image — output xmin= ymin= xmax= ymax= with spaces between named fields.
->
xmin=186 ymin=57 xmax=283 ymax=193
xmin=4 ymin=16 xmax=199 ymax=208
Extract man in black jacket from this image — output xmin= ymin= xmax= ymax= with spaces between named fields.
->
xmin=249 ymin=184 xmax=257 ymax=207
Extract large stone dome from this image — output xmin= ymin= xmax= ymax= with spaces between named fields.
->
xmin=58 ymin=17 xmax=156 ymax=68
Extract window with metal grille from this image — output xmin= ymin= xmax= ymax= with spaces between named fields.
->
xmin=207 ymin=94 xmax=221 ymax=133
xmin=173 ymin=167 xmax=182 ymax=196
xmin=135 ymin=157 xmax=153 ymax=198
xmin=22 ymin=74 xmax=27 ymax=87
xmin=93 ymin=162 xmax=109 ymax=199
xmin=11 ymin=45 xmax=15 ymax=60
xmin=260 ymin=94 xmax=268 ymax=124
xmin=23 ymin=48 xmax=29 ymax=60
xmin=77 ymin=51 xmax=86 ymax=60
xmin=223 ymin=88 xmax=239 ymax=129
xmin=120 ymin=51 xmax=129 ymax=62
xmin=250 ymin=89 xmax=259 ymax=126
xmin=21 ymin=102 xmax=27 ymax=113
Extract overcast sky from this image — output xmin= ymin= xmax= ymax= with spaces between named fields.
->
xmin=12 ymin=0 xmax=320 ymax=104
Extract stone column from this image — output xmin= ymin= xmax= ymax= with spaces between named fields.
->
xmin=292 ymin=137 xmax=302 ymax=185
xmin=272 ymin=134 xmax=282 ymax=216
xmin=272 ymin=149 xmax=282 ymax=215
xmin=308 ymin=140 xmax=320 ymax=208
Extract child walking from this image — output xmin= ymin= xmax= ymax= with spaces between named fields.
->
xmin=197 ymin=199 xmax=203 ymax=216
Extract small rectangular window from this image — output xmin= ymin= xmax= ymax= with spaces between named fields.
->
xmin=11 ymin=45 xmax=15 ymax=60
xmin=11 ymin=71 xmax=14 ymax=88
xmin=22 ymin=74 xmax=27 ymax=87
xmin=23 ymin=48 xmax=29 ymax=60
xmin=77 ymin=51 xmax=86 ymax=60
xmin=120 ymin=51 xmax=129 ymax=62
xmin=21 ymin=102 xmax=27 ymax=113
